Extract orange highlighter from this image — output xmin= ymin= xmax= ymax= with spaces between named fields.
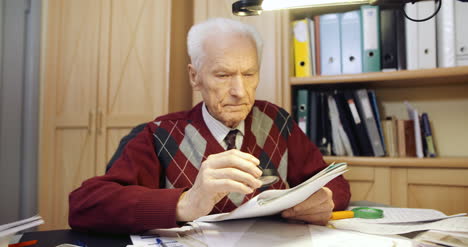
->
xmin=331 ymin=207 xmax=384 ymax=220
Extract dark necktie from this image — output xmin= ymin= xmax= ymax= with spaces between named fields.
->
xmin=224 ymin=129 xmax=239 ymax=150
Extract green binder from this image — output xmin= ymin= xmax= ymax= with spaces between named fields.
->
xmin=296 ymin=89 xmax=309 ymax=136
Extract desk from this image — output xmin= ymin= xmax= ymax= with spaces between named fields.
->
xmin=19 ymin=230 xmax=131 ymax=247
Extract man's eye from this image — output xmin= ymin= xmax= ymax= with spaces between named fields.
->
xmin=216 ymin=74 xmax=229 ymax=78
xmin=243 ymin=73 xmax=254 ymax=77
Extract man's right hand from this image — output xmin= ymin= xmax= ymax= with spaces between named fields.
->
xmin=176 ymin=149 xmax=263 ymax=222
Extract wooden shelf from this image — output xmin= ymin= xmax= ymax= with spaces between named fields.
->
xmin=323 ymin=156 xmax=468 ymax=168
xmin=290 ymin=66 xmax=468 ymax=88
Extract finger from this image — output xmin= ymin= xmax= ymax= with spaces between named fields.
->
xmin=205 ymin=154 xmax=262 ymax=178
xmin=208 ymin=149 xmax=260 ymax=166
xmin=210 ymin=179 xmax=255 ymax=195
xmin=212 ymin=167 xmax=262 ymax=189
xmin=293 ymin=188 xmax=333 ymax=212
xmin=282 ymin=212 xmax=331 ymax=226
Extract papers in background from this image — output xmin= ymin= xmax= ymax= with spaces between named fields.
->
xmin=413 ymin=230 xmax=468 ymax=247
xmin=195 ymin=162 xmax=347 ymax=222
xmin=131 ymin=217 xmax=413 ymax=247
xmin=0 ymin=216 xmax=44 ymax=247
xmin=340 ymin=207 xmax=466 ymax=224
xmin=331 ymin=217 xmax=468 ymax=235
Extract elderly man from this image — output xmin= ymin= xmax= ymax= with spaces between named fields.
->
xmin=69 ymin=18 xmax=350 ymax=234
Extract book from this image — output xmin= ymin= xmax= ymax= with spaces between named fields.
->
xmin=354 ymin=89 xmax=385 ymax=156
xmin=195 ymin=162 xmax=348 ymax=222
xmin=343 ymin=90 xmax=374 ymax=156
xmin=382 ymin=116 xmax=398 ymax=157
xmin=405 ymin=102 xmax=424 ymax=158
xmin=333 ymin=91 xmax=361 ymax=156
xmin=421 ymin=113 xmax=437 ymax=157
xmin=397 ymin=119 xmax=416 ymax=157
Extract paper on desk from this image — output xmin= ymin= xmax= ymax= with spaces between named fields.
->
xmin=330 ymin=216 xmax=468 ymax=235
xmin=308 ymin=225 xmax=412 ymax=247
xmin=195 ymin=218 xmax=313 ymax=247
xmin=342 ymin=207 xmax=466 ymax=224
xmin=195 ymin=163 xmax=347 ymax=222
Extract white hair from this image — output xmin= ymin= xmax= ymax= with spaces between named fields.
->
xmin=187 ymin=18 xmax=263 ymax=70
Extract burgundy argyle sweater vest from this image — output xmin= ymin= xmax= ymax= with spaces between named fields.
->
xmin=152 ymin=100 xmax=293 ymax=214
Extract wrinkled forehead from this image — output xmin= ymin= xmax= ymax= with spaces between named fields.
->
xmin=201 ymin=33 xmax=258 ymax=66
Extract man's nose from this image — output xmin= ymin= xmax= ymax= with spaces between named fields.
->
xmin=229 ymin=74 xmax=246 ymax=98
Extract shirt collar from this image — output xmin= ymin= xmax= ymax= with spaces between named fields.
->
xmin=202 ymin=103 xmax=245 ymax=144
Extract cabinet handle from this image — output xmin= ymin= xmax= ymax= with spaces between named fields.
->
xmin=97 ymin=109 xmax=103 ymax=135
xmin=88 ymin=111 xmax=94 ymax=135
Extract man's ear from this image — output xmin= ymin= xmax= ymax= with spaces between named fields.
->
xmin=188 ymin=64 xmax=201 ymax=91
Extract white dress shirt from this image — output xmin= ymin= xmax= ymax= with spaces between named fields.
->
xmin=202 ymin=103 xmax=244 ymax=150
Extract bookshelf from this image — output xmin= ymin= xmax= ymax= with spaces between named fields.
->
xmin=281 ymin=8 xmax=468 ymax=214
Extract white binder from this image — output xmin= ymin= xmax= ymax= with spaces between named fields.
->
xmin=405 ymin=1 xmax=437 ymax=70
xmin=417 ymin=1 xmax=437 ymax=69
xmin=436 ymin=0 xmax=456 ymax=67
xmin=455 ymin=1 xmax=468 ymax=66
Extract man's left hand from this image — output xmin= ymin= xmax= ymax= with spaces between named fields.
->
xmin=280 ymin=187 xmax=334 ymax=225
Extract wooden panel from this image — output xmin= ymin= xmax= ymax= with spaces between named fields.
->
xmin=407 ymin=168 xmax=468 ymax=186
xmin=103 ymin=0 xmax=170 ymax=117
xmin=53 ymin=0 xmax=100 ymax=126
xmin=391 ymin=168 xmax=408 ymax=207
xmin=344 ymin=166 xmax=391 ymax=204
xmin=39 ymin=0 xmax=102 ymax=230
xmin=323 ymin=156 xmax=468 ymax=168
xmin=192 ymin=0 xmax=284 ymax=106
xmin=96 ymin=0 xmax=172 ymax=172
xmin=49 ymin=128 xmax=96 ymax=230
xmin=408 ymin=185 xmax=468 ymax=215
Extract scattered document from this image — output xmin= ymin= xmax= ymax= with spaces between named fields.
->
xmin=0 ymin=215 xmax=44 ymax=247
xmin=330 ymin=216 xmax=468 ymax=235
xmin=339 ymin=207 xmax=466 ymax=224
xmin=413 ymin=230 xmax=468 ymax=247
xmin=309 ymin=225 xmax=412 ymax=247
xmin=195 ymin=162 xmax=347 ymax=222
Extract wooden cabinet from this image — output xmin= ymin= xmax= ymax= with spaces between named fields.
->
xmin=39 ymin=0 xmax=192 ymax=230
xmin=283 ymin=7 xmax=468 ymax=214
xmin=192 ymin=0 xmax=284 ymax=106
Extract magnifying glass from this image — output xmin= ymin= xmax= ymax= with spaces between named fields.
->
xmin=258 ymin=167 xmax=280 ymax=188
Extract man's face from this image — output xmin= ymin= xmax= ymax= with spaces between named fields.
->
xmin=189 ymin=34 xmax=260 ymax=128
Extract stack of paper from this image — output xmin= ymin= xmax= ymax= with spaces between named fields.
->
xmin=195 ymin=162 xmax=348 ymax=222
xmin=0 ymin=216 xmax=44 ymax=247
xmin=329 ymin=207 xmax=468 ymax=235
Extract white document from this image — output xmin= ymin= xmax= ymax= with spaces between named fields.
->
xmin=330 ymin=215 xmax=468 ymax=235
xmin=195 ymin=163 xmax=348 ymax=222
xmin=309 ymin=225 xmax=412 ymax=247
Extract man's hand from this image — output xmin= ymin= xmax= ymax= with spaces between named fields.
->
xmin=281 ymin=187 xmax=334 ymax=225
xmin=176 ymin=149 xmax=263 ymax=222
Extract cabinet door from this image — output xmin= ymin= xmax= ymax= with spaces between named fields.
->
xmin=392 ymin=168 xmax=468 ymax=215
xmin=39 ymin=0 xmax=101 ymax=230
xmin=344 ymin=166 xmax=391 ymax=205
xmin=95 ymin=0 xmax=172 ymax=172
xmin=192 ymin=0 xmax=284 ymax=107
